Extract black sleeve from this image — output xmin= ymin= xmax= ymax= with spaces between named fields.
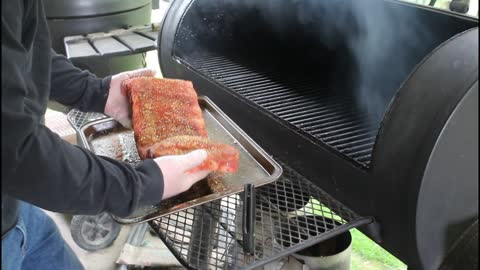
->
xmin=1 ymin=4 xmax=164 ymax=217
xmin=49 ymin=49 xmax=112 ymax=113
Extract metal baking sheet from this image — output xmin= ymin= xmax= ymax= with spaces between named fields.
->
xmin=78 ymin=96 xmax=283 ymax=224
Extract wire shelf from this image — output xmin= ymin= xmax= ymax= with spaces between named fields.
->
xmin=66 ymin=109 xmax=372 ymax=269
xmin=149 ymin=162 xmax=372 ymax=269
xmin=66 ymin=109 xmax=108 ymax=130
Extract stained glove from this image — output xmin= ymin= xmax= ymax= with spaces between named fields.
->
xmin=104 ymin=68 xmax=156 ymax=128
xmin=153 ymin=149 xmax=212 ymax=200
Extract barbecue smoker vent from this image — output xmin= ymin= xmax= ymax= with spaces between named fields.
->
xmin=158 ymin=0 xmax=478 ymax=269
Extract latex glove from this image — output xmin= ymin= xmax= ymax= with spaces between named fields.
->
xmin=104 ymin=68 xmax=156 ymax=128
xmin=153 ymin=149 xmax=212 ymax=200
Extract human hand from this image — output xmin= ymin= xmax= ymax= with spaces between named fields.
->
xmin=104 ymin=68 xmax=156 ymax=128
xmin=153 ymin=149 xmax=212 ymax=200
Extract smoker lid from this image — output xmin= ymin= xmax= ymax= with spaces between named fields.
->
xmin=43 ymin=0 xmax=151 ymax=19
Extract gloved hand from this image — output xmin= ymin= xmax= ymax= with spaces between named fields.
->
xmin=104 ymin=68 xmax=156 ymax=128
xmin=153 ymin=149 xmax=212 ymax=200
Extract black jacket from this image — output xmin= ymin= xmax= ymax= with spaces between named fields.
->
xmin=1 ymin=0 xmax=164 ymax=236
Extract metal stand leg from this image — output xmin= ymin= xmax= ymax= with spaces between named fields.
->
xmin=187 ymin=203 xmax=220 ymax=269
xmin=117 ymin=223 xmax=149 ymax=270
xmin=242 ymin=184 xmax=256 ymax=255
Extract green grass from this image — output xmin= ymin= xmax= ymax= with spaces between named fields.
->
xmin=302 ymin=199 xmax=407 ymax=270
xmin=350 ymin=229 xmax=406 ymax=270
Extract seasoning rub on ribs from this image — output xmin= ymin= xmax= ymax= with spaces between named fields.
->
xmin=123 ymin=77 xmax=239 ymax=173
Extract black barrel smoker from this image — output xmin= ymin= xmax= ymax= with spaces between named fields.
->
xmin=43 ymin=0 xmax=152 ymax=77
xmin=156 ymin=0 xmax=478 ymax=269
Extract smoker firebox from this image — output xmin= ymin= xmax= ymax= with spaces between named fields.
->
xmin=158 ymin=0 xmax=478 ymax=269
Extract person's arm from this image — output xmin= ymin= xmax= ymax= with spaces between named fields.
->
xmin=50 ymin=49 xmax=155 ymax=128
xmin=49 ymin=50 xmax=111 ymax=113
xmin=2 ymin=21 xmax=163 ymax=218
xmin=2 ymin=0 xmax=210 ymax=217
xmin=2 ymin=114 xmax=163 ymax=217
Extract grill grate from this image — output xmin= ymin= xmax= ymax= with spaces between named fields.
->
xmin=67 ymin=109 xmax=108 ymax=130
xmin=182 ymin=52 xmax=381 ymax=167
xmin=149 ymin=161 xmax=371 ymax=269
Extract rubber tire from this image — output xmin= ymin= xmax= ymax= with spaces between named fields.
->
xmin=70 ymin=213 xmax=122 ymax=251
xmin=449 ymin=1 xmax=469 ymax=14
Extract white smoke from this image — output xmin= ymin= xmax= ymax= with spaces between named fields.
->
xmin=178 ymin=0 xmax=442 ymax=122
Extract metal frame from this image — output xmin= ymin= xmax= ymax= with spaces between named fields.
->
xmin=148 ymin=162 xmax=372 ymax=269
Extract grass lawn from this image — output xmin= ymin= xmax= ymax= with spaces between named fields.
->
xmin=350 ymin=229 xmax=406 ymax=270
xmin=304 ymin=199 xmax=407 ymax=270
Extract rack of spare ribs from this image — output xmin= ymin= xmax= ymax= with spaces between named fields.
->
xmin=67 ymin=96 xmax=372 ymax=269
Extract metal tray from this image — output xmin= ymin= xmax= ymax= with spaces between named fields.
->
xmin=78 ymin=96 xmax=283 ymax=224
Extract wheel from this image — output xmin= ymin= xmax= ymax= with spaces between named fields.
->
xmin=449 ymin=1 xmax=469 ymax=14
xmin=70 ymin=213 xmax=122 ymax=251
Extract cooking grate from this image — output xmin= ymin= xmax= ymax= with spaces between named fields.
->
xmin=67 ymin=109 xmax=108 ymax=130
xmin=149 ymin=161 xmax=372 ymax=269
xmin=180 ymin=51 xmax=381 ymax=167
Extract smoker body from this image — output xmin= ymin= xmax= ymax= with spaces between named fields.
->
xmin=43 ymin=0 xmax=152 ymax=54
xmin=158 ymin=0 xmax=478 ymax=269
xmin=43 ymin=0 xmax=152 ymax=77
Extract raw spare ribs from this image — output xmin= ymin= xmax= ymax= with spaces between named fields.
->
xmin=123 ymin=77 xmax=239 ymax=173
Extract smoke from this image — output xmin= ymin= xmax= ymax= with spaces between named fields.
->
xmin=347 ymin=0 xmax=435 ymax=121
xmin=242 ymin=0 xmax=436 ymax=122
xmin=177 ymin=0 xmax=440 ymax=122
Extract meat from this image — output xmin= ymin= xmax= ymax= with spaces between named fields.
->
xmin=148 ymin=136 xmax=239 ymax=173
xmin=123 ymin=77 xmax=240 ymax=173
